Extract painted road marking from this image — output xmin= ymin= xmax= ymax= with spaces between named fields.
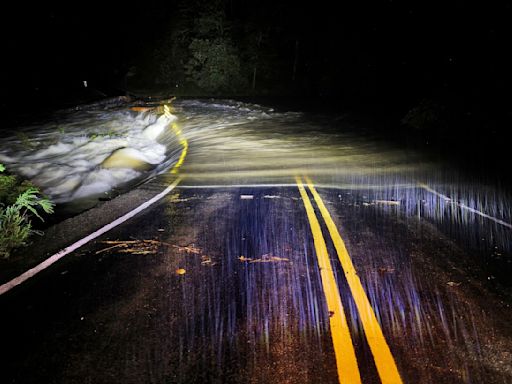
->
xmin=296 ymin=176 xmax=362 ymax=384
xmin=0 ymin=108 xmax=189 ymax=296
xmin=419 ymin=183 xmax=512 ymax=229
xmin=305 ymin=176 xmax=403 ymax=384
xmin=169 ymin=123 xmax=188 ymax=174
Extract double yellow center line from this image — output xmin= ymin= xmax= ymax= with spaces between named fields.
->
xmin=296 ymin=176 xmax=402 ymax=384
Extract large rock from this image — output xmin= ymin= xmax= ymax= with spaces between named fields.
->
xmin=101 ymin=148 xmax=155 ymax=171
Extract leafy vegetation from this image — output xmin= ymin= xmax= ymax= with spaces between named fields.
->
xmin=88 ymin=130 xmax=121 ymax=140
xmin=16 ymin=131 xmax=36 ymax=149
xmin=401 ymin=99 xmax=446 ymax=132
xmin=0 ymin=164 xmax=54 ymax=258
xmin=185 ymin=37 xmax=244 ymax=93
xmin=134 ymin=0 xmax=295 ymax=95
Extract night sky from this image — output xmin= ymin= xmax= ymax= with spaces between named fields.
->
xmin=2 ymin=1 xmax=511 ymax=127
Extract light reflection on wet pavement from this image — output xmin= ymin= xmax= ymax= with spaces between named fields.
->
xmin=1 ymin=186 xmax=511 ymax=383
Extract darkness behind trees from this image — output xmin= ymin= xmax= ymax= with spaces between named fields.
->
xmin=2 ymin=1 xmax=511 ymax=149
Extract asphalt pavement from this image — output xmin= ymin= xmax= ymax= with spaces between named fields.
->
xmin=2 ymin=179 xmax=511 ymax=384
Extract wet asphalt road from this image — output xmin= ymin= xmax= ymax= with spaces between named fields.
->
xmin=1 ymin=99 xmax=511 ymax=383
xmin=1 ymin=181 xmax=511 ymax=384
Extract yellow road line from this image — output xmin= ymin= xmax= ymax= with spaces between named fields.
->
xmin=170 ymin=122 xmax=188 ymax=174
xmin=165 ymin=101 xmax=188 ymax=175
xmin=305 ymin=176 xmax=403 ymax=384
xmin=296 ymin=177 xmax=362 ymax=384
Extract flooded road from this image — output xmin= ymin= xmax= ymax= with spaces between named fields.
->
xmin=1 ymin=99 xmax=511 ymax=383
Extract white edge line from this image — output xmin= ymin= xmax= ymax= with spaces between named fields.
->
xmin=419 ymin=183 xmax=512 ymax=229
xmin=177 ymin=182 xmax=418 ymax=190
xmin=0 ymin=177 xmax=182 ymax=296
xmin=178 ymin=182 xmax=512 ymax=229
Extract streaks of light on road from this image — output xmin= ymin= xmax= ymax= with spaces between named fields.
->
xmin=419 ymin=182 xmax=512 ymax=229
xmin=305 ymin=176 xmax=403 ymax=384
xmin=296 ymin=176 xmax=362 ymax=384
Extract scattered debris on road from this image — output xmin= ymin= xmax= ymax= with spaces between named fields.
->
xmin=96 ymin=239 xmax=169 ymax=255
xmin=201 ymin=255 xmax=215 ymax=266
xmin=168 ymin=193 xmax=196 ymax=203
xmin=172 ymin=244 xmax=202 ymax=254
xmin=239 ymin=254 xmax=290 ymax=263
xmin=378 ymin=267 xmax=396 ymax=274
xmin=374 ymin=199 xmax=401 ymax=206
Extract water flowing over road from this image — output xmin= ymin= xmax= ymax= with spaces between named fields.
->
xmin=1 ymin=98 xmax=511 ymax=384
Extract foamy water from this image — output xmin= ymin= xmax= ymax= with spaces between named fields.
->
xmin=0 ymin=107 xmax=178 ymax=203
xmin=0 ymin=99 xmax=286 ymax=203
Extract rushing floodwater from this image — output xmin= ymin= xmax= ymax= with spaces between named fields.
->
xmin=0 ymin=106 xmax=181 ymax=203
xmin=1 ymin=98 xmax=511 ymax=264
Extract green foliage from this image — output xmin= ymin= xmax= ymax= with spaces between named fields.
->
xmin=16 ymin=131 xmax=35 ymax=149
xmin=0 ymin=173 xmax=20 ymax=205
xmin=402 ymin=99 xmax=446 ymax=131
xmin=88 ymin=130 xmax=120 ymax=141
xmin=147 ymin=0 xmax=247 ymax=93
xmin=0 ymin=205 xmax=32 ymax=258
xmin=0 ymin=164 xmax=54 ymax=258
xmin=184 ymin=37 xmax=245 ymax=93
xmin=182 ymin=6 xmax=246 ymax=93
xmin=194 ymin=10 xmax=226 ymax=36
xmin=150 ymin=1 xmax=194 ymax=86
xmin=131 ymin=0 xmax=315 ymax=95
xmin=153 ymin=28 xmax=188 ymax=86
xmin=13 ymin=187 xmax=54 ymax=221
xmin=0 ymin=172 xmax=34 ymax=206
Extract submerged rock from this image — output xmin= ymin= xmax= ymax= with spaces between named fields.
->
xmin=101 ymin=148 xmax=156 ymax=171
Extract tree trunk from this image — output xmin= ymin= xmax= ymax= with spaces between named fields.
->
xmin=252 ymin=31 xmax=263 ymax=91
xmin=252 ymin=66 xmax=257 ymax=90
